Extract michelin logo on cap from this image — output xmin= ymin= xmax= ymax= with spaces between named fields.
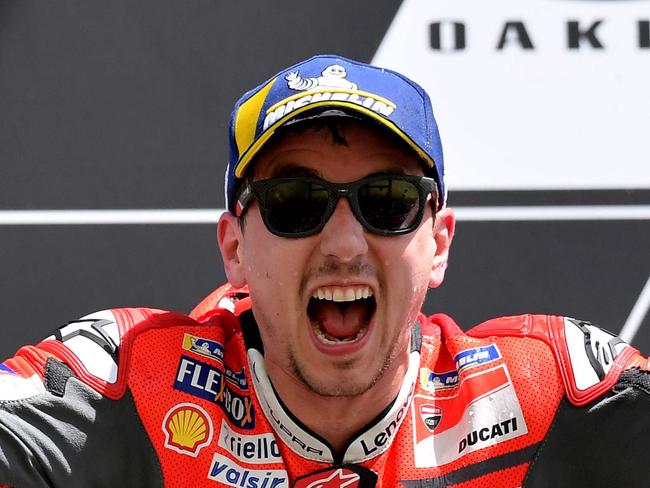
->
xmin=285 ymin=64 xmax=357 ymax=91
xmin=262 ymin=64 xmax=396 ymax=131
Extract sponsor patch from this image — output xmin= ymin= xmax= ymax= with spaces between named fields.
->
xmin=174 ymin=355 xmax=255 ymax=429
xmin=419 ymin=404 xmax=442 ymax=432
xmin=207 ymin=453 xmax=288 ymax=487
xmin=293 ymin=465 xmax=378 ymax=488
xmin=420 ymin=367 xmax=459 ymax=392
xmin=454 ymin=344 xmax=501 ymax=371
xmin=458 ymin=417 xmax=518 ymax=454
xmin=182 ymin=333 xmax=225 ymax=363
xmin=181 ymin=334 xmax=248 ymax=390
xmin=218 ymin=420 xmax=281 ymax=464
xmin=411 ymin=365 xmax=528 ymax=467
xmin=162 ymin=402 xmax=214 ymax=457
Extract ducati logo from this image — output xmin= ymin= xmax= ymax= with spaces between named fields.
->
xmin=420 ymin=404 xmax=442 ymax=432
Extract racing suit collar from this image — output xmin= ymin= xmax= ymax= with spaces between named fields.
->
xmin=244 ymin=312 xmax=423 ymax=464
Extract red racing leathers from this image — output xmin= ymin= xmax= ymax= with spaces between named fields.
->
xmin=0 ymin=284 xmax=649 ymax=487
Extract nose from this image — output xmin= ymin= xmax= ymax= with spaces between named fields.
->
xmin=319 ymin=197 xmax=368 ymax=261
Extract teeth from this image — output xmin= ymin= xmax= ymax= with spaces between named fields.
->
xmin=311 ymin=286 xmax=373 ymax=302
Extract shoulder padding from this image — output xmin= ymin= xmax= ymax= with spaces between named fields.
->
xmin=190 ymin=283 xmax=251 ymax=322
xmin=34 ymin=307 xmax=233 ymax=400
xmin=468 ymin=314 xmax=641 ymax=406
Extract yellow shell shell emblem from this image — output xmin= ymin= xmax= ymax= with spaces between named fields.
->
xmin=162 ymin=403 xmax=213 ymax=457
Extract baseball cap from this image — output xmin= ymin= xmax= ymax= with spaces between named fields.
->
xmin=225 ymin=54 xmax=446 ymax=212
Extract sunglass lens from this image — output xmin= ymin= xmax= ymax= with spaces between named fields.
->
xmin=358 ymin=178 xmax=420 ymax=231
xmin=265 ymin=180 xmax=329 ymax=234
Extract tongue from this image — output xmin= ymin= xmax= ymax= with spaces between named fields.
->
xmin=313 ymin=301 xmax=368 ymax=339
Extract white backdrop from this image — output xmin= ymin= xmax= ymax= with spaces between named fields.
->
xmin=374 ymin=0 xmax=650 ymax=192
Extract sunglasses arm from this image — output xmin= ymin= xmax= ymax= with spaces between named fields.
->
xmin=235 ymin=185 xmax=254 ymax=217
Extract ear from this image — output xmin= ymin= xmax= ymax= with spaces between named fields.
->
xmin=429 ymin=208 xmax=456 ymax=289
xmin=217 ymin=212 xmax=247 ymax=288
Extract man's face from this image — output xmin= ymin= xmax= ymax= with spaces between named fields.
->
xmin=219 ymin=120 xmax=453 ymax=397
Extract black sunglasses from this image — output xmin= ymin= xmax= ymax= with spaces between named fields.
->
xmin=236 ymin=174 xmax=437 ymax=238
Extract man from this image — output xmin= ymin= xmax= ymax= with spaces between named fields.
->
xmin=0 ymin=54 xmax=648 ymax=487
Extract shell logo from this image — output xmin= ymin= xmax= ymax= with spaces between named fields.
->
xmin=162 ymin=402 xmax=214 ymax=457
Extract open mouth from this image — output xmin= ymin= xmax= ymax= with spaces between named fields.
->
xmin=307 ymin=286 xmax=377 ymax=344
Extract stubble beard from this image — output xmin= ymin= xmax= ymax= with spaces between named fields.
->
xmin=293 ymin=259 xmax=395 ymax=396
xmin=287 ymin=336 xmax=402 ymax=397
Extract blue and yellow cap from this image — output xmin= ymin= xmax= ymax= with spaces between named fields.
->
xmin=225 ymin=54 xmax=446 ymax=212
